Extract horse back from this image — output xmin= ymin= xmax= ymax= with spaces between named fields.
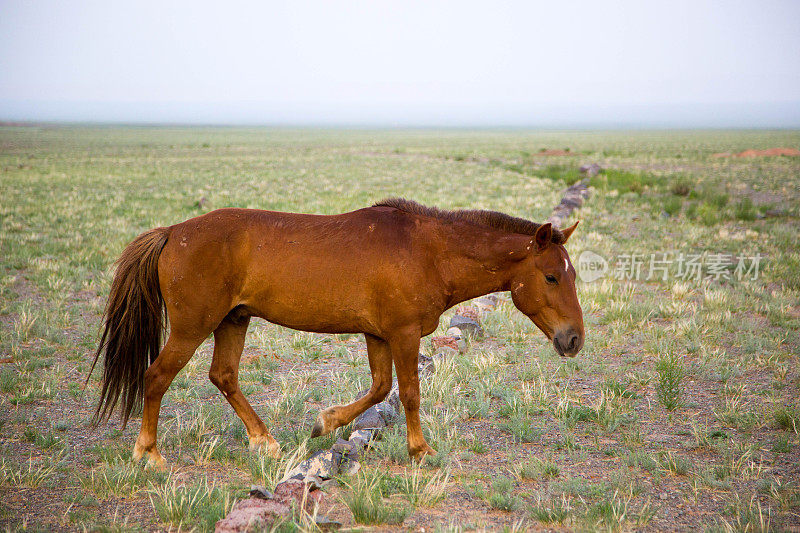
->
xmin=157 ymin=207 xmax=446 ymax=335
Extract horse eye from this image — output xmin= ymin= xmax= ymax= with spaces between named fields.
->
xmin=545 ymin=274 xmax=558 ymax=284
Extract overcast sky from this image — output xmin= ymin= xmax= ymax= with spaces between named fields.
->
xmin=1 ymin=0 xmax=799 ymax=126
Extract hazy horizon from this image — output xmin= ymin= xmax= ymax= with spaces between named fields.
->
xmin=2 ymin=1 xmax=799 ymax=127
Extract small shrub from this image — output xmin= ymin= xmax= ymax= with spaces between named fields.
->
xmin=396 ymin=464 xmax=450 ymax=507
xmin=671 ymin=177 xmax=692 ymax=196
xmin=655 ymin=352 xmax=684 ymax=411
xmin=713 ymin=494 xmax=773 ymax=533
xmin=466 ymin=434 xmax=488 ymax=454
xmin=529 ymin=494 xmax=572 ymax=524
xmin=584 ymin=492 xmax=654 ymax=531
xmin=487 ymin=477 xmax=521 ymax=511
xmin=658 ymin=451 xmax=692 ymax=476
xmin=555 ymin=434 xmax=581 ymax=451
xmin=551 ymin=477 xmax=608 ymax=499
xmin=697 ymin=202 xmax=719 ymax=226
xmin=512 ymin=456 xmax=559 ymax=480
xmin=709 ymin=192 xmax=729 ymax=208
xmin=601 ymin=379 xmax=637 ymax=400
xmin=734 ymin=197 xmax=757 ymax=221
xmin=663 ymin=196 xmax=683 ymax=216
xmin=771 ymin=435 xmax=790 ymax=454
xmin=773 ymin=406 xmax=799 ymax=432
xmin=499 ymin=415 xmax=542 ymax=443
xmin=625 ymin=450 xmax=659 ymax=474
xmin=555 ymin=404 xmax=592 ymax=428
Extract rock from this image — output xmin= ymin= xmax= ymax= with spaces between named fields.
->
xmin=216 ymin=480 xmax=327 ymax=531
xmin=549 ymin=180 xmax=590 ymax=228
xmin=314 ymin=515 xmax=343 ymax=530
xmin=274 ymin=479 xmax=326 ymax=510
xmin=320 ymin=478 xmax=340 ymax=490
xmin=765 ymin=208 xmax=787 ymax=218
xmin=353 ymin=406 xmax=386 ymax=431
xmin=215 ymin=498 xmax=290 ymax=532
xmin=338 ymin=457 xmax=361 ymax=476
xmin=354 ymin=388 xmax=369 ymax=400
xmin=332 ymin=438 xmax=362 ymax=460
xmin=454 ymin=306 xmax=480 ymax=321
xmin=445 ymin=327 xmax=462 ymax=339
xmin=559 ymin=194 xmax=584 ymax=209
xmin=433 ymin=335 xmax=460 ymax=349
xmin=348 ymin=428 xmax=375 ymax=446
xmin=472 ymin=296 xmax=497 ymax=312
xmin=375 ymin=400 xmax=399 ymax=425
xmin=418 ymin=352 xmax=434 ymax=373
xmin=449 ymin=315 xmax=484 ymax=339
xmin=385 ymin=386 xmax=401 ymax=413
xmin=433 ymin=346 xmax=458 ymax=361
xmin=567 ymin=180 xmax=591 ymax=198
xmin=579 ymin=163 xmax=601 ymax=177
xmin=281 ymin=450 xmax=338 ymax=482
xmin=250 ymin=485 xmax=275 ymax=500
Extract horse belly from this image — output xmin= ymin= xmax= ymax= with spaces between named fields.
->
xmin=240 ymin=258 xmax=383 ymax=334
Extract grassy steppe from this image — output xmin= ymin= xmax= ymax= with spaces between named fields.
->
xmin=1 ymin=127 xmax=799 ymax=531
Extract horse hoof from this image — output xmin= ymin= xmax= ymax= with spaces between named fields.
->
xmin=310 ymin=419 xmax=325 ymax=439
xmin=249 ymin=435 xmax=281 ymax=458
xmin=310 ymin=410 xmax=333 ymax=438
xmin=411 ymin=444 xmax=437 ymax=462
xmin=132 ymin=445 xmax=144 ymax=462
xmin=146 ymin=453 xmax=167 ymax=471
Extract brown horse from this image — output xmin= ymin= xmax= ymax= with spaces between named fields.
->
xmin=90 ymin=198 xmax=584 ymax=468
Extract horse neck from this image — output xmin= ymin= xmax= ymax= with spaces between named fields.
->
xmin=435 ymin=224 xmax=524 ymax=308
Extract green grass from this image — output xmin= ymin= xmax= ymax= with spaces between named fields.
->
xmin=148 ymin=475 xmax=240 ymax=531
xmin=1 ymin=126 xmax=799 ymax=531
xmin=340 ymin=469 xmax=412 ymax=525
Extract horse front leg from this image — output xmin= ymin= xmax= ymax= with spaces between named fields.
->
xmin=311 ymin=333 xmax=393 ymax=438
xmin=389 ymin=327 xmax=436 ymax=461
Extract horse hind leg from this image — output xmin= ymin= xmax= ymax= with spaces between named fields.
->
xmin=209 ymin=313 xmax=280 ymax=458
xmin=390 ymin=328 xmax=436 ymax=461
xmin=133 ymin=331 xmax=205 ymax=469
xmin=312 ymin=333 xmax=393 ymax=437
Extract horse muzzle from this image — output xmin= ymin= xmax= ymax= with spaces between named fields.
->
xmin=553 ymin=328 xmax=583 ymax=358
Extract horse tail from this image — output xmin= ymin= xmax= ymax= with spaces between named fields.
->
xmin=88 ymin=226 xmax=170 ymax=428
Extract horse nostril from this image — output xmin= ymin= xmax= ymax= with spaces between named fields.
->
xmin=568 ymin=334 xmax=579 ymax=351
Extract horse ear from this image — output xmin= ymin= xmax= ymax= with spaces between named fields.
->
xmin=561 ymin=221 xmax=579 ymax=243
xmin=534 ymin=223 xmax=552 ymax=251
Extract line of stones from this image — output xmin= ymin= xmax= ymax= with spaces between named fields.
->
xmin=216 ymin=176 xmax=593 ymax=531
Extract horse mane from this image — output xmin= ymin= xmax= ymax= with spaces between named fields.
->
xmin=373 ymin=198 xmax=565 ymax=244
